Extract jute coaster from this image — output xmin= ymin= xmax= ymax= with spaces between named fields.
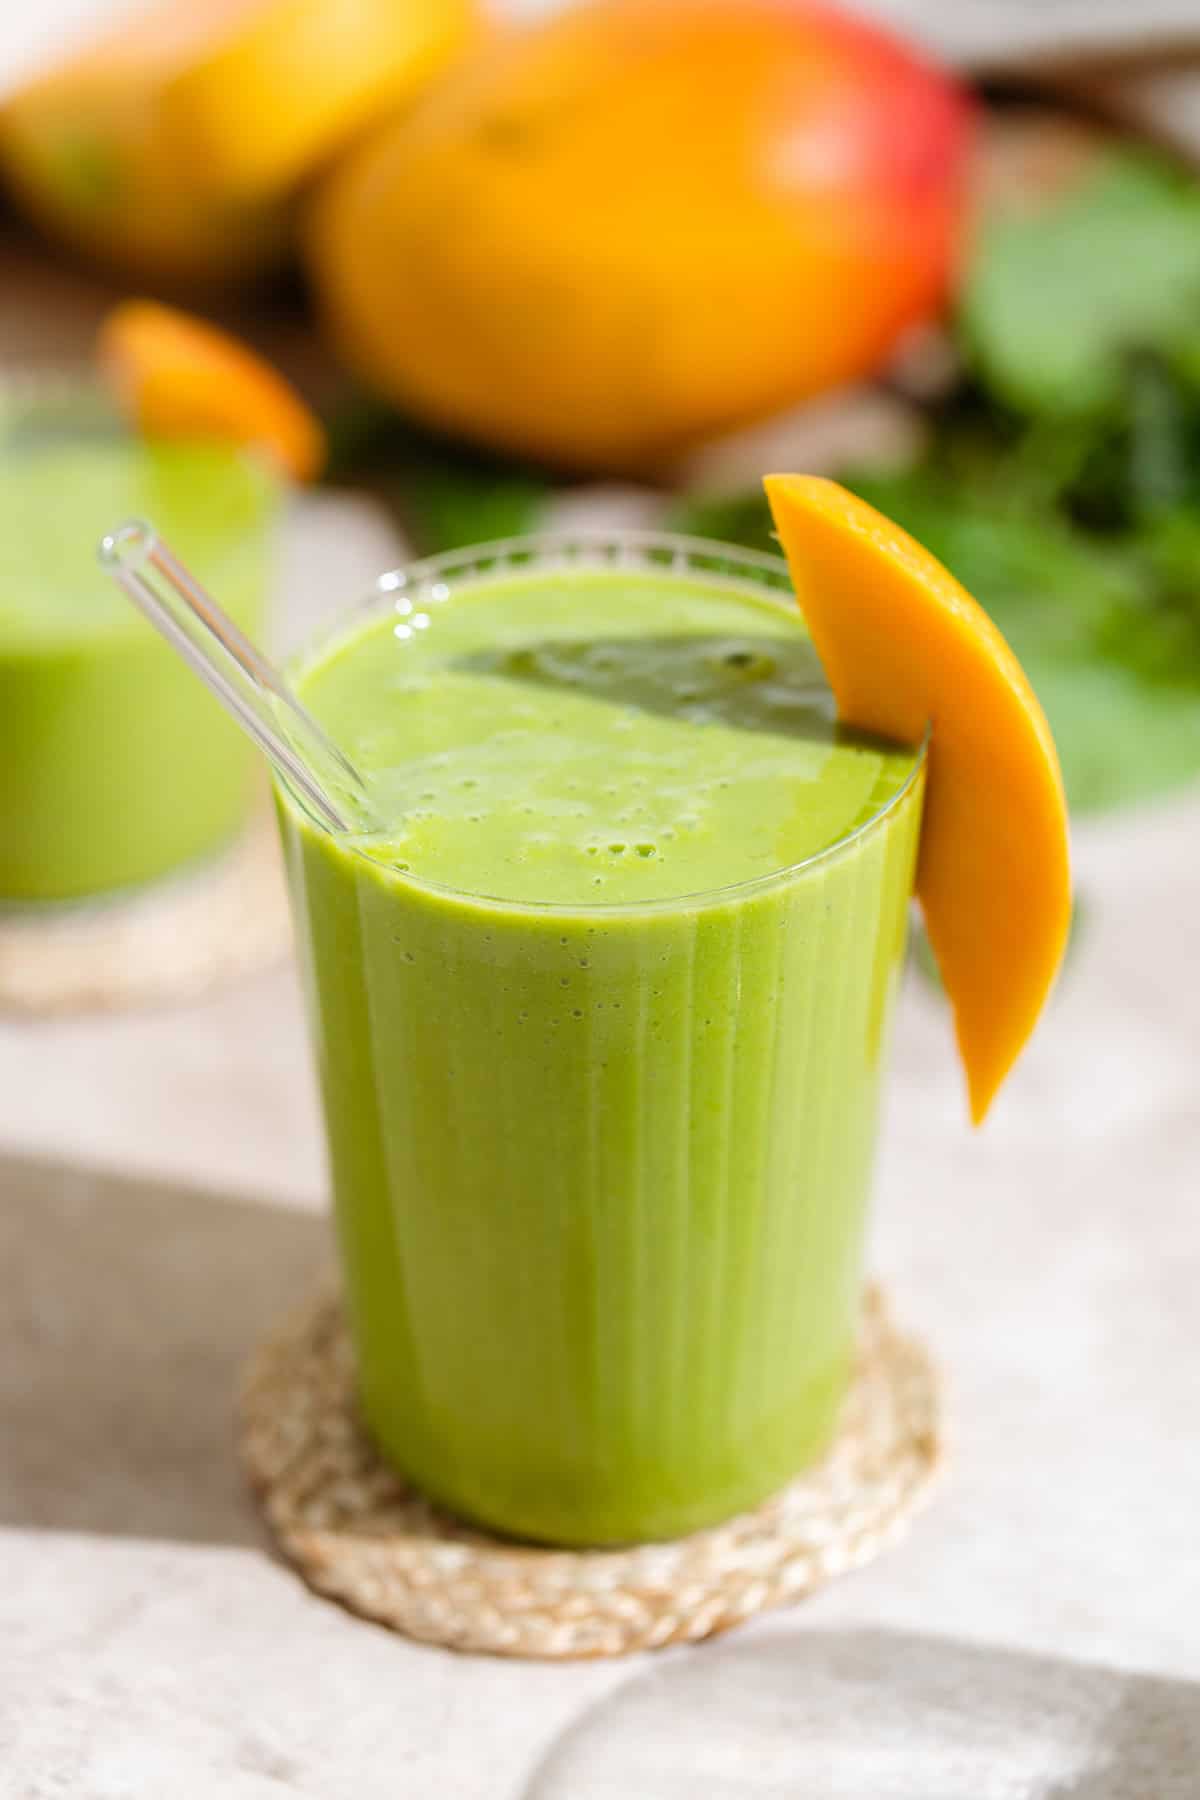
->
xmin=239 ymin=1285 xmax=942 ymax=1659
xmin=0 ymin=811 xmax=290 ymax=1016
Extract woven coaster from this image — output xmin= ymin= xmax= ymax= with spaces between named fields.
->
xmin=239 ymin=1284 xmax=942 ymax=1659
xmin=0 ymin=811 xmax=290 ymax=1016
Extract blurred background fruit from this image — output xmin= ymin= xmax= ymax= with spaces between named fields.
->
xmin=98 ymin=299 xmax=327 ymax=482
xmin=308 ymin=0 xmax=973 ymax=470
xmin=0 ymin=0 xmax=480 ymax=284
xmin=3 ymin=1 xmax=1199 ymax=822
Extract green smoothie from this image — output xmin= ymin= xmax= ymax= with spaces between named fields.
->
xmin=0 ymin=409 xmax=278 ymax=902
xmin=279 ymin=540 xmax=924 ymax=1544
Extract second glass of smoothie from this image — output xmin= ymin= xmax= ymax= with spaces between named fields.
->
xmin=0 ymin=385 xmax=279 ymax=905
xmin=278 ymin=534 xmax=925 ymax=1546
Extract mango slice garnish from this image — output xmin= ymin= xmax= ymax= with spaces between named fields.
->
xmin=765 ymin=473 xmax=1071 ymax=1124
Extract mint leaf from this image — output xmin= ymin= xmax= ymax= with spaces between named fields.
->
xmin=962 ymin=151 xmax=1200 ymax=417
xmin=665 ymin=491 xmax=781 ymax=558
xmin=321 ymin=394 xmax=555 ymax=554
xmin=398 ymin=460 xmax=550 ymax=555
xmin=1018 ymin=655 xmax=1200 ymax=813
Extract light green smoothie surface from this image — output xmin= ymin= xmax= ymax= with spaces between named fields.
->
xmin=296 ymin=567 xmax=920 ymax=904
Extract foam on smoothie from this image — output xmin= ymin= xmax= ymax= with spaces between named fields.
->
xmin=296 ymin=568 xmax=919 ymax=905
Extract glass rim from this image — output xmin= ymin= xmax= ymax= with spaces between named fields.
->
xmin=280 ymin=529 xmax=929 ymax=918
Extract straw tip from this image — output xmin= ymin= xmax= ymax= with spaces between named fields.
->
xmin=98 ymin=517 xmax=157 ymax=573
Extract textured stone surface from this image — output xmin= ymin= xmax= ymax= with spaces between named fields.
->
xmin=2 ymin=783 xmax=1200 ymax=1794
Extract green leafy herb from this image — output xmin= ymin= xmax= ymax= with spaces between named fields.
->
xmin=962 ymin=151 xmax=1200 ymax=417
xmin=323 ymin=394 xmax=554 ymax=555
xmin=664 ymin=491 xmax=781 ymax=558
xmin=396 ymin=459 xmax=550 ymax=556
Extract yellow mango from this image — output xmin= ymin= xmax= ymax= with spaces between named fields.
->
xmin=0 ymin=0 xmax=479 ymax=284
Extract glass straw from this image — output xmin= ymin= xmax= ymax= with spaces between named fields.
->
xmin=99 ymin=519 xmax=377 ymax=835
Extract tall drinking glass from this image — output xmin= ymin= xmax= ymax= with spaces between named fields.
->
xmin=277 ymin=534 xmax=925 ymax=1545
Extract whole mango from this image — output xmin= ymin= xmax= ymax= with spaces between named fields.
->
xmin=0 ymin=0 xmax=480 ymax=284
xmin=308 ymin=0 xmax=973 ymax=469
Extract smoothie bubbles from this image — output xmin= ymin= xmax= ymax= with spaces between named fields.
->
xmin=101 ymin=489 xmax=1069 ymax=1549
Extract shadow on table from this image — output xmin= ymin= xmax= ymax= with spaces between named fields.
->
xmin=0 ymin=1150 xmax=328 ymax=1548
xmin=526 ymin=1626 xmax=1200 ymax=1799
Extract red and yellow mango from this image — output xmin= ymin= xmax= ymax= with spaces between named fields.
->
xmin=309 ymin=0 xmax=973 ymax=469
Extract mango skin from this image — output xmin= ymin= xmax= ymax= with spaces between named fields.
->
xmin=308 ymin=0 xmax=974 ymax=470
xmin=0 ymin=0 xmax=479 ymax=285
